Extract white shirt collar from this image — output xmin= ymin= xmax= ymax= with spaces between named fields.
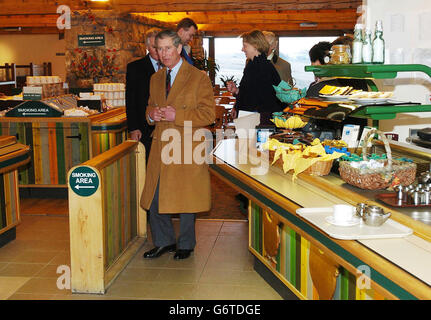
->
xmin=267 ymin=50 xmax=275 ymax=61
xmin=149 ymin=55 xmax=161 ymax=72
xmin=167 ymin=58 xmax=183 ymax=86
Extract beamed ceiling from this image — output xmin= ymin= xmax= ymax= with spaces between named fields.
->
xmin=0 ymin=0 xmax=362 ymax=36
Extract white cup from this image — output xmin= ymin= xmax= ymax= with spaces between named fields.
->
xmin=332 ymin=204 xmax=355 ymax=223
xmin=40 ymin=76 xmax=47 ymax=84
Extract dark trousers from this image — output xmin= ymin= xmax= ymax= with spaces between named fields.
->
xmin=149 ymin=181 xmax=196 ymax=250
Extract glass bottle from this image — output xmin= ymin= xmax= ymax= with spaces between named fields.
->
xmin=372 ymin=20 xmax=385 ymax=64
xmin=362 ymin=28 xmax=373 ymax=64
xmin=352 ymin=24 xmax=363 ymax=64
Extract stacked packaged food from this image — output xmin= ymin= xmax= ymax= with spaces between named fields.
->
xmin=26 ymin=76 xmax=64 ymax=98
xmin=93 ymin=83 xmax=125 ymax=107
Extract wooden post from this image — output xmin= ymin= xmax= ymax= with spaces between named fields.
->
xmin=136 ymin=142 xmax=146 ymax=237
xmin=68 ymin=166 xmax=105 ymax=293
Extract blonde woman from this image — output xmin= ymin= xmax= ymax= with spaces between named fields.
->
xmin=226 ymin=30 xmax=283 ymax=124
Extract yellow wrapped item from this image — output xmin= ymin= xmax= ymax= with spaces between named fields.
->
xmin=270 ymin=115 xmax=306 ymax=129
xmin=263 ymin=138 xmax=345 ymax=180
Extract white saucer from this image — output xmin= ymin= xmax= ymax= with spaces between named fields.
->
xmin=325 ymin=216 xmax=361 ymax=227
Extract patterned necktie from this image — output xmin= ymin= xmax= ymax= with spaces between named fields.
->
xmin=166 ymin=69 xmax=171 ymax=97
xmin=157 ymin=61 xmax=162 ymax=71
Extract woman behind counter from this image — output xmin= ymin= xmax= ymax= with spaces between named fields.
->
xmin=227 ymin=30 xmax=284 ymax=125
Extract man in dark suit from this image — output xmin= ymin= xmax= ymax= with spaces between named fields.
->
xmin=176 ymin=18 xmax=198 ymax=65
xmin=126 ymin=27 xmax=162 ymax=161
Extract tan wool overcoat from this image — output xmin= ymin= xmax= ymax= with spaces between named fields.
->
xmin=140 ymin=60 xmax=216 ymax=214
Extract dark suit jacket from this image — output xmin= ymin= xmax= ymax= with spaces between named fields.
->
xmin=181 ymin=47 xmax=194 ymax=65
xmin=126 ymin=54 xmax=157 ymax=159
xmin=235 ymin=53 xmax=283 ymax=125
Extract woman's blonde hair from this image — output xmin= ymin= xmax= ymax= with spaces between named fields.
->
xmin=241 ymin=30 xmax=269 ymax=55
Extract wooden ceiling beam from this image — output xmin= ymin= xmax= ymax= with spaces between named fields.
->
xmin=208 ymin=30 xmax=346 ymax=37
xmin=0 ymin=15 xmax=58 ymax=28
xmin=0 ymin=27 xmax=60 ymax=34
xmin=113 ymin=0 xmax=362 ymax=13
xmin=199 ymin=22 xmax=355 ymax=33
xmin=0 ymin=0 xmax=362 ymax=15
xmin=134 ymin=9 xmax=358 ymax=25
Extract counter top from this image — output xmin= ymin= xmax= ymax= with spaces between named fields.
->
xmin=211 ymin=138 xmax=431 ymax=291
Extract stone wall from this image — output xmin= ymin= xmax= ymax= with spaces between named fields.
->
xmin=65 ymin=10 xmax=171 ymax=87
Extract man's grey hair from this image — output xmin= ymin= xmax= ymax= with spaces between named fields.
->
xmin=145 ymin=27 xmax=162 ymax=46
xmin=262 ymin=31 xmax=277 ymax=46
xmin=155 ymin=29 xmax=182 ymax=48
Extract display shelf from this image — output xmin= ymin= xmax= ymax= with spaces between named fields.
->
xmin=305 ymin=63 xmax=431 ymax=126
xmin=350 ymin=104 xmax=431 ymax=120
xmin=305 ymin=64 xmax=431 ymax=79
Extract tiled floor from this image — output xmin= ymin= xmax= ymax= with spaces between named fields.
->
xmin=0 ymin=215 xmax=282 ymax=300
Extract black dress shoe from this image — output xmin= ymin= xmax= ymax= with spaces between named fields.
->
xmin=174 ymin=249 xmax=193 ymax=260
xmin=143 ymin=244 xmax=176 ymax=259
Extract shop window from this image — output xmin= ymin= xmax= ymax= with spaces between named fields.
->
xmin=279 ymin=36 xmax=336 ymax=89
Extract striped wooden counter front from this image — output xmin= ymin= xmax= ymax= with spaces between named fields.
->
xmin=90 ymin=107 xmax=128 ymax=157
xmin=0 ymin=108 xmax=127 ymax=187
xmin=0 ymin=119 xmax=90 ymax=186
xmin=0 ymin=136 xmax=30 ymax=244
xmin=0 ymin=171 xmax=20 ymax=234
xmin=249 ymin=202 xmax=386 ymax=300
xmin=68 ymin=140 xmax=146 ymax=294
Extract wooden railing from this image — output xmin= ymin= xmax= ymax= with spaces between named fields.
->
xmin=68 ymin=140 xmax=146 ymax=294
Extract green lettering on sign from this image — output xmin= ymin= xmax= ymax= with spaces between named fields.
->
xmin=69 ymin=166 xmax=99 ymax=197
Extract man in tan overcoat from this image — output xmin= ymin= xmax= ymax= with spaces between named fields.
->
xmin=140 ymin=29 xmax=215 ymax=260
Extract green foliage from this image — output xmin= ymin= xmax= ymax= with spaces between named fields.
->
xmin=192 ymin=56 xmax=220 ymax=75
xmin=220 ymin=75 xmax=238 ymax=87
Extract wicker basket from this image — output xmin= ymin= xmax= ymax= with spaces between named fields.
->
xmin=338 ymin=129 xmax=416 ymax=190
xmin=304 ymin=159 xmax=334 ymax=176
xmin=268 ymin=150 xmax=334 ymax=176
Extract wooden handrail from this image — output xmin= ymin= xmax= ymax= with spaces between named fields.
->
xmin=83 ymin=140 xmax=138 ymax=170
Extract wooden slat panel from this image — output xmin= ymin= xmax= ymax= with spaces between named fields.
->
xmin=114 ymin=0 xmax=362 ymax=13
xmin=0 ymin=0 xmax=363 ymax=15
xmin=136 ymin=9 xmax=359 ymax=24
xmin=199 ymin=22 xmax=355 ymax=33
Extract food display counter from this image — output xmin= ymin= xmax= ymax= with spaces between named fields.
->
xmin=0 ymin=136 xmax=30 ymax=247
xmin=210 ymin=139 xmax=431 ymax=300
xmin=0 ymin=97 xmax=127 ymax=188
xmin=303 ymin=63 xmax=431 ymax=127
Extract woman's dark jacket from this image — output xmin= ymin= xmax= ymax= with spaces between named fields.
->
xmin=234 ymin=53 xmax=283 ymax=124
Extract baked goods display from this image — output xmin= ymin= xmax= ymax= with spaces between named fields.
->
xmin=64 ymin=106 xmax=99 ymax=117
xmin=26 ymin=76 xmax=64 ymax=99
xmin=269 ymin=130 xmax=315 ymax=145
xmin=93 ymin=83 xmax=125 ymax=107
xmin=319 ymin=85 xmax=362 ymax=96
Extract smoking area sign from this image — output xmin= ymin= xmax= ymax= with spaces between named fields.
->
xmin=69 ymin=166 xmax=99 ymax=197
